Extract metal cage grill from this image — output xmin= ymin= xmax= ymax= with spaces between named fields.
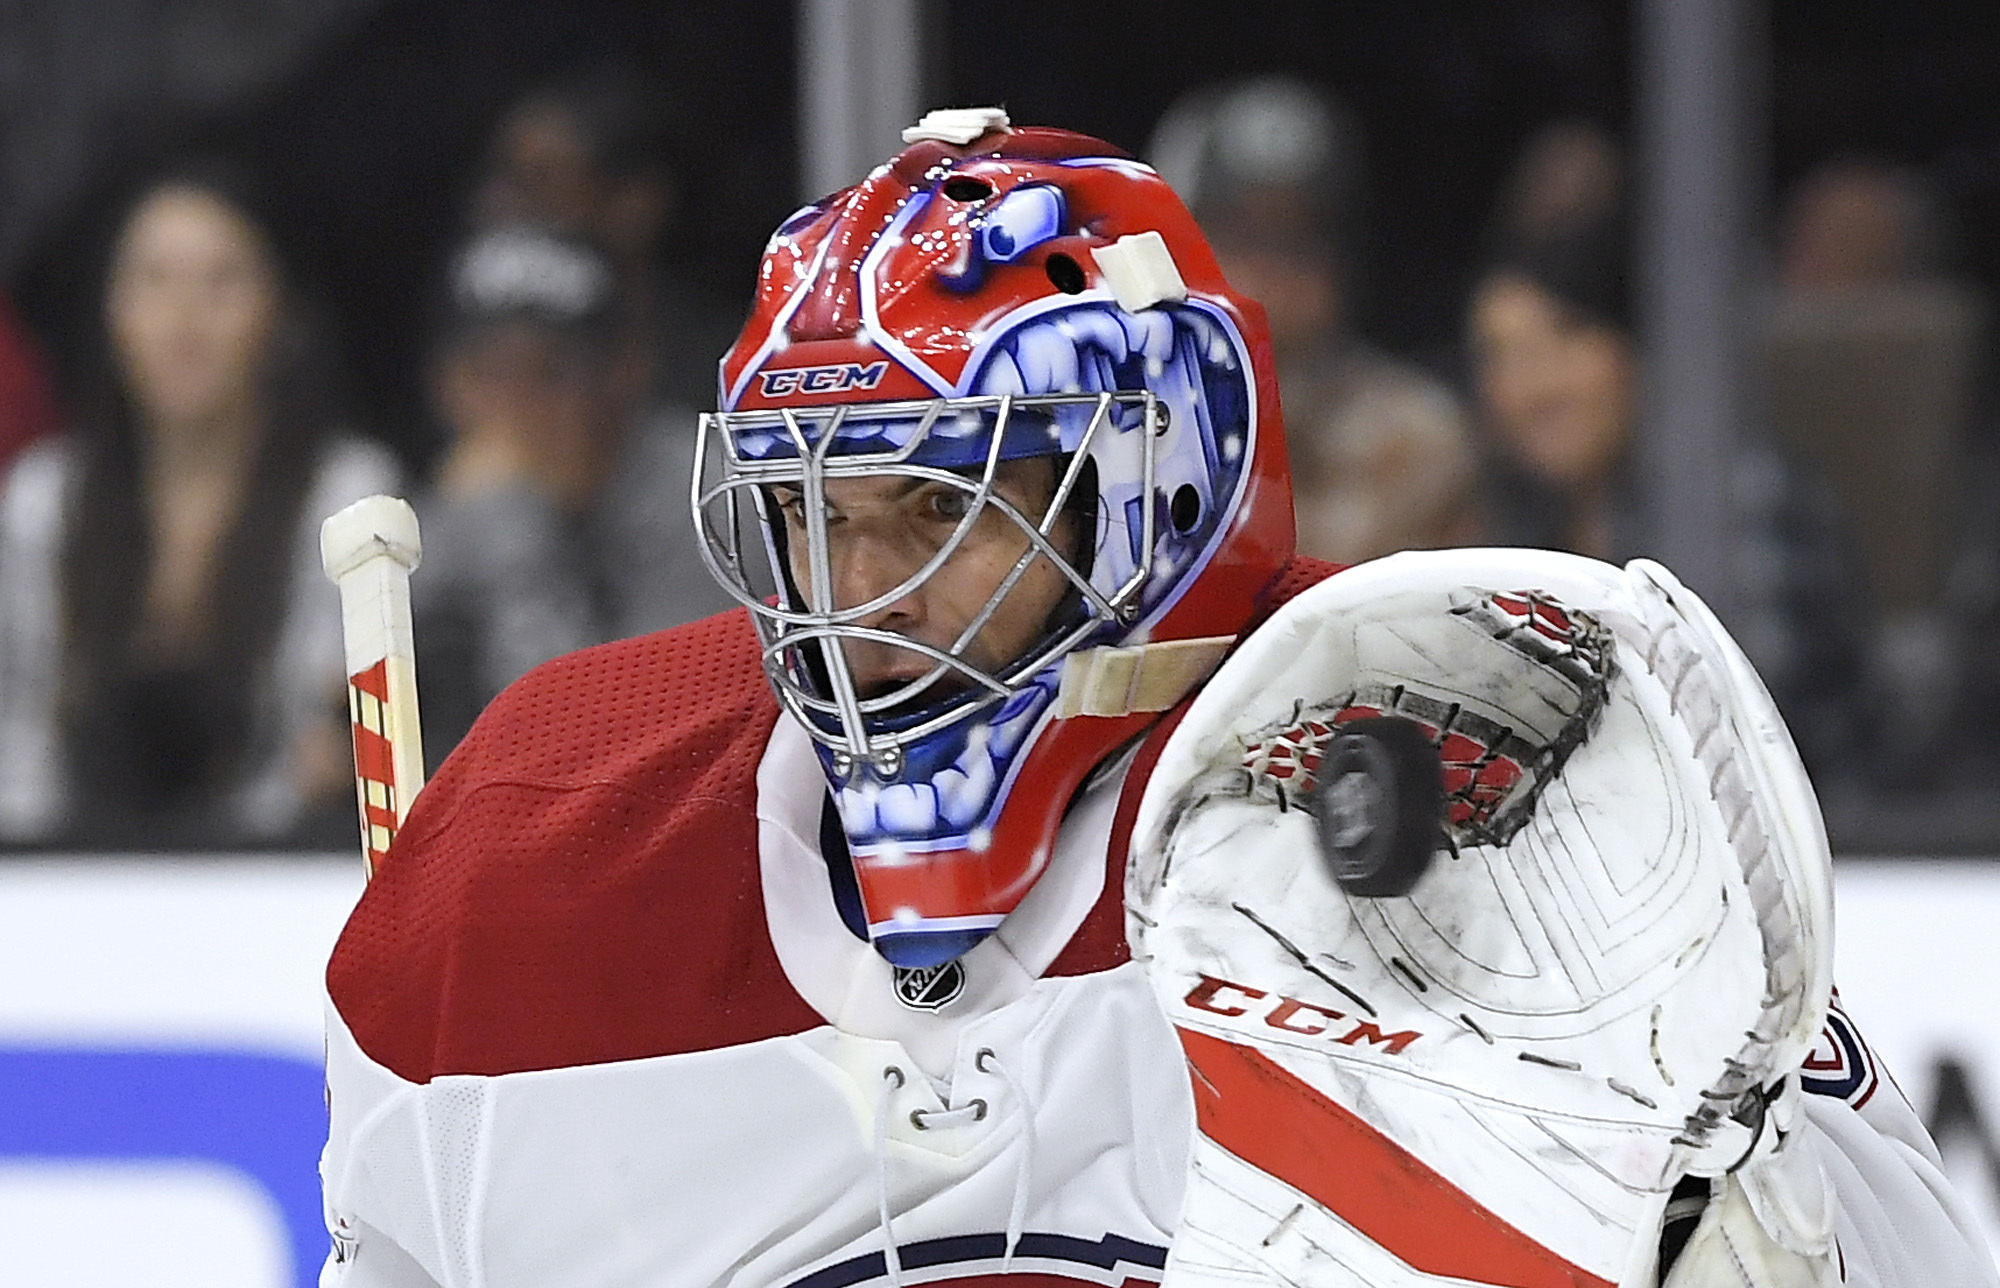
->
xmin=693 ymin=390 xmax=1164 ymax=772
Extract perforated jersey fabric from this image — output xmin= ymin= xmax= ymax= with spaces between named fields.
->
xmin=327 ymin=606 xmax=810 ymax=1082
xmin=326 ymin=557 xmax=1345 ymax=1085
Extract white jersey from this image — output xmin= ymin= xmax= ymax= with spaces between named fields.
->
xmin=319 ymin=629 xmax=1995 ymax=1287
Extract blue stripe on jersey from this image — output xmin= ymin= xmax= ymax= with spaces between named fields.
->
xmin=787 ymin=1230 xmax=1170 ymax=1286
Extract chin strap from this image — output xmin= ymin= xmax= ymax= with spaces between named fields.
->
xmin=1056 ymin=636 xmax=1235 ymax=718
xmin=1663 ymin=1074 xmax=1840 ymax=1287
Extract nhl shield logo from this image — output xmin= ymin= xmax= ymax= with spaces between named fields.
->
xmin=892 ymin=961 xmax=966 ymax=1012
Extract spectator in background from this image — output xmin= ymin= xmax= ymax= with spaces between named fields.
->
xmin=1466 ymin=123 xmax=1868 ymax=770
xmin=0 ymin=159 xmax=399 ymax=848
xmin=0 ymin=293 xmax=59 ymax=472
xmin=1768 ymin=159 xmax=1989 ymax=782
xmin=413 ymin=224 xmax=728 ymax=767
xmin=1464 ymin=182 xmax=1634 ymax=560
xmin=472 ymin=63 xmax=737 ymax=415
xmin=1490 ymin=118 xmax=1623 ymax=249
xmin=411 ymin=68 xmax=737 ymax=763
xmin=1148 ymin=76 xmax=1476 ymax=565
xmin=1778 ymin=161 xmax=1955 ymax=291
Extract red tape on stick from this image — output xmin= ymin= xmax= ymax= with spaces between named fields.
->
xmin=347 ymin=659 xmax=402 ymax=877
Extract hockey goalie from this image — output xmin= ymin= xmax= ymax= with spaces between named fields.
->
xmin=317 ymin=109 xmax=1998 ymax=1287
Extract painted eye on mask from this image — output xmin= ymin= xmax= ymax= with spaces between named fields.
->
xmin=976 ymin=185 xmax=1065 ymax=264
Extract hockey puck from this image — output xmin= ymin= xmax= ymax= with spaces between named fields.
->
xmin=1311 ymin=717 xmax=1444 ymax=897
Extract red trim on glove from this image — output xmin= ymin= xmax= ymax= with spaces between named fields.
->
xmin=1178 ymin=1027 xmax=1615 ymax=1288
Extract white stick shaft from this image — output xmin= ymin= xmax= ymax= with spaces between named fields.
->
xmin=321 ymin=496 xmax=424 ymax=880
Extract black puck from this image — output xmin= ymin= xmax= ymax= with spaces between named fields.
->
xmin=1311 ymin=717 xmax=1444 ymax=897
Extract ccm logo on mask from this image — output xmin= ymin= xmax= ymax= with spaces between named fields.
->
xmin=758 ymin=361 xmax=889 ymax=399
xmin=1182 ymin=973 xmax=1423 ymax=1055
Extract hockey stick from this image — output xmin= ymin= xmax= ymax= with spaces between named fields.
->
xmin=320 ymin=495 xmax=424 ymax=881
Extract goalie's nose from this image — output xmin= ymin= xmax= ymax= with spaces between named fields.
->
xmin=824 ymin=526 xmax=938 ymax=694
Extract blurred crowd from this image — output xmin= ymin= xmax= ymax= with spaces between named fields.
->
xmin=0 ymin=68 xmax=1991 ymax=851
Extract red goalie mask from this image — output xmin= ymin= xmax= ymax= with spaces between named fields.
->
xmin=696 ymin=111 xmax=1295 ymax=966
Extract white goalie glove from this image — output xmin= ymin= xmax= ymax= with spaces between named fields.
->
xmin=1128 ymin=549 xmax=1839 ymax=1287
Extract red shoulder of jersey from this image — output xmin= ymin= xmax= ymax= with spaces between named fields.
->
xmin=1251 ymin=555 xmax=1345 ymax=632
xmin=328 ymin=557 xmax=1346 ymax=1083
xmin=1049 ymin=554 xmax=1347 ymax=978
xmin=326 ymin=608 xmax=821 ymax=1084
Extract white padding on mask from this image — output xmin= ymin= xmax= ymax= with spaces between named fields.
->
xmin=1091 ymin=232 xmax=1189 ymax=314
xmin=903 ymin=106 xmax=1011 ymax=145
xmin=1057 ymin=635 xmax=1234 ymax=718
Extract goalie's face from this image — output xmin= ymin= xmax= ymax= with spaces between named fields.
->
xmin=769 ymin=456 xmax=1079 ymax=708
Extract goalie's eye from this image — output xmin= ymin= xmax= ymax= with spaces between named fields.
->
xmin=770 ymin=488 xmax=809 ymax=528
xmin=923 ymin=486 xmax=972 ymax=525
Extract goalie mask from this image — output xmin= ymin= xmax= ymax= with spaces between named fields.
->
xmin=696 ymin=111 xmax=1294 ymax=967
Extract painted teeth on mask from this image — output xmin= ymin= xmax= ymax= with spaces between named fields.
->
xmin=990 ymin=305 xmax=1238 ymax=403
xmin=1011 ymin=319 xmax=1082 ymax=393
xmin=1196 ymin=316 xmax=1235 ymax=367
xmin=982 ymin=348 xmax=1026 ymax=396
xmin=875 ymin=782 xmax=939 ymax=833
xmin=988 ymin=701 xmax=1041 ymax=759
xmin=834 ymin=687 xmax=1054 ymax=843
xmin=1052 ymin=311 xmax=1129 ymax=365
xmin=935 ymin=749 xmax=997 ymax=828
xmin=1118 ymin=312 xmax=1176 ymax=375
xmin=937 ymin=694 xmax=1036 ymax=828
xmin=1185 ymin=311 xmax=1238 ymax=372
xmin=839 ymin=782 xmax=880 ymax=835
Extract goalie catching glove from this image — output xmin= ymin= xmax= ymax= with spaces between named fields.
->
xmin=1128 ymin=549 xmax=1837 ymax=1287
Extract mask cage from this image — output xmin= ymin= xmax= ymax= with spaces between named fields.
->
xmin=695 ymin=391 xmax=1163 ymax=776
